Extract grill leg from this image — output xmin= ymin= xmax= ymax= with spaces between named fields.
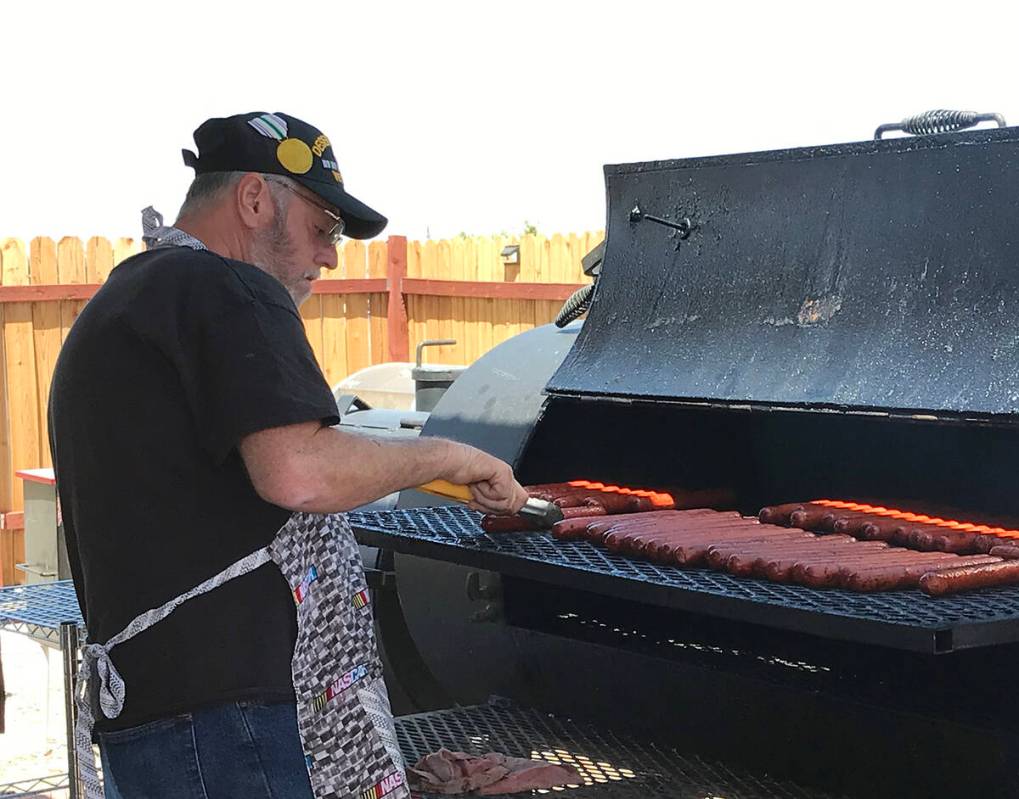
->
xmin=61 ymin=622 xmax=80 ymax=799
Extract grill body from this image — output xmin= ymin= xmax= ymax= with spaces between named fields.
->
xmin=370 ymin=128 xmax=1019 ymax=798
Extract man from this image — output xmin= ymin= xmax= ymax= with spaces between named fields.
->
xmin=48 ymin=112 xmax=527 ymax=798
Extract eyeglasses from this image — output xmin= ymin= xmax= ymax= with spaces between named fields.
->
xmin=265 ymin=177 xmax=346 ymax=245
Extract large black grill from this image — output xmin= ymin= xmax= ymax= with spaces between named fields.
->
xmin=395 ymin=700 xmax=841 ymax=798
xmin=348 ymin=507 xmax=1019 ymax=653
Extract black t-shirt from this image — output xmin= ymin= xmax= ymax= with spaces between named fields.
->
xmin=48 ymin=246 xmax=339 ymax=731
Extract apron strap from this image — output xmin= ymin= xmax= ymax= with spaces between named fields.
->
xmin=74 ymin=546 xmax=273 ymax=798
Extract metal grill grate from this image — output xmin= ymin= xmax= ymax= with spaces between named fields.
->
xmin=347 ymin=507 xmax=1019 ymax=652
xmin=395 ymin=700 xmax=839 ymax=798
xmin=0 ymin=580 xmax=82 ymax=644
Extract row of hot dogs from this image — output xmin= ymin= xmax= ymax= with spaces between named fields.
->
xmin=549 ymin=508 xmax=1015 ymax=594
xmin=760 ymin=502 xmax=1019 ymax=556
xmin=478 ymin=485 xmax=1019 ymax=595
xmin=758 ymin=501 xmax=1019 ymax=595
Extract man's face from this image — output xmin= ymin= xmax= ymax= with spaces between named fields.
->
xmin=249 ymin=183 xmax=340 ymax=306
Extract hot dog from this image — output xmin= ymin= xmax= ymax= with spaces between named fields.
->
xmin=847 ymin=555 xmax=1000 ymax=592
xmin=480 ymin=515 xmax=542 ymax=533
xmin=919 ymin=559 xmax=1019 ymax=596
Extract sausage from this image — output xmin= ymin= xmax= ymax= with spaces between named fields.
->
xmin=591 ymin=510 xmax=743 ymax=543
xmin=758 ymin=503 xmax=809 ymax=526
xmin=586 ymin=509 xmax=705 ymax=534
xmin=582 ymin=493 xmax=644 ymax=514
xmin=755 ymin=542 xmax=892 ymax=581
xmin=787 ymin=507 xmax=839 ymax=531
xmin=799 ymin=551 xmax=965 ymax=589
xmin=901 ymin=527 xmax=975 ymax=553
xmin=989 ymin=545 xmax=1019 ymax=560
xmin=484 ymin=502 xmax=608 ymax=535
xmin=577 ymin=517 xmax=656 ymax=544
xmin=662 ymin=531 xmax=816 ymax=566
xmin=920 ymin=559 xmax=1019 ymax=596
xmin=480 ymin=515 xmax=542 ymax=533
xmin=831 ymin=517 xmax=880 ymax=538
xmin=582 ymin=510 xmax=694 ymax=543
xmin=607 ymin=521 xmax=763 ymax=554
xmin=551 ymin=518 xmax=602 ymax=539
xmin=704 ymin=534 xmax=837 ymax=569
xmin=589 ymin=508 xmax=718 ymax=531
xmin=627 ymin=525 xmax=776 ymax=558
xmin=846 ymin=555 xmax=1000 ymax=592
xmin=729 ymin=543 xmax=872 ymax=579
xmin=552 ymin=494 xmax=598 ymax=508
xmin=785 ymin=547 xmax=933 ymax=583
xmin=711 ymin=535 xmax=865 ymax=571
xmin=560 ymin=506 xmax=607 ymax=519
xmin=528 ymin=486 xmax=601 ymax=503
xmin=635 ymin=524 xmax=794 ymax=552
xmin=975 ymin=534 xmax=1019 ymax=554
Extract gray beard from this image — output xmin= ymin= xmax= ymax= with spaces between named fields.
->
xmin=249 ymin=207 xmax=302 ymax=304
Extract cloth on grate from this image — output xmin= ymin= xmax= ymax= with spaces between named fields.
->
xmin=407 ymin=748 xmax=582 ymax=794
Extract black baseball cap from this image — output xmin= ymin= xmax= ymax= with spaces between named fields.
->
xmin=182 ymin=112 xmax=387 ymax=240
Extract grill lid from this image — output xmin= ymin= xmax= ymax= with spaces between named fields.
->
xmin=547 ymin=127 xmax=1019 ymax=419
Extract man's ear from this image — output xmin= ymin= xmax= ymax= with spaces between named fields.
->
xmin=236 ymin=173 xmax=274 ymax=231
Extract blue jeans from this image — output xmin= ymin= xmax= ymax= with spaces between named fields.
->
xmin=98 ymin=701 xmax=314 ymax=798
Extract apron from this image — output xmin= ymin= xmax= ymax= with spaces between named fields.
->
xmin=73 ymin=511 xmax=409 ymax=799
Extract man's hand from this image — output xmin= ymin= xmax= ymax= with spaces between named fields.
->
xmin=440 ymin=443 xmax=529 ymax=516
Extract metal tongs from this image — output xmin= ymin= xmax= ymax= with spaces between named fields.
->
xmin=418 ymin=479 xmax=564 ymax=527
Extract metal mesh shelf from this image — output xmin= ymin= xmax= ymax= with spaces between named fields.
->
xmin=0 ymin=580 xmax=82 ymax=644
xmin=348 ymin=507 xmax=1019 ymax=653
xmin=395 ymin=700 xmax=840 ymax=798
xmin=0 ymin=772 xmax=70 ymax=798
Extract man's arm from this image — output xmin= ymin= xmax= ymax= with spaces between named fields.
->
xmin=239 ymin=421 xmax=529 ymax=515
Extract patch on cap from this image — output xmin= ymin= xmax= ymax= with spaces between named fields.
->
xmin=322 ymin=158 xmax=343 ymax=183
xmin=247 ymin=113 xmax=288 ymax=141
xmin=248 ymin=113 xmax=313 ymax=174
xmin=276 ymin=139 xmax=313 ymax=174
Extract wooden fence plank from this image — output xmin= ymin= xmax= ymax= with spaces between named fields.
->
xmin=320 ymin=293 xmax=348 ymax=388
xmin=113 ymin=237 xmax=142 ymax=269
xmin=419 ymin=240 xmax=440 ymax=361
xmin=386 ymin=237 xmax=409 ymax=362
xmin=368 ymin=240 xmax=388 ymax=366
xmin=515 ymin=235 xmax=538 ymax=339
xmin=0 ymin=242 xmax=16 ymax=521
xmin=405 ymin=240 xmax=424 ymax=358
xmin=342 ymin=241 xmax=371 ymax=374
xmin=86 ymin=236 xmax=115 ymax=283
xmin=30 ymin=238 xmax=60 ymax=468
xmin=432 ymin=240 xmax=454 ymax=362
xmin=2 ymin=239 xmax=39 ymax=514
xmin=56 ymin=237 xmax=87 ymax=342
xmin=300 ymin=294 xmax=324 ymax=368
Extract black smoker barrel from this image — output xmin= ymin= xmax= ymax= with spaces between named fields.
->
xmin=362 ymin=124 xmax=1019 ymax=799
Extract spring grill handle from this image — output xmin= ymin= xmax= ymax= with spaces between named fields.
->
xmin=874 ymin=109 xmax=1006 ymax=140
xmin=555 ymin=284 xmax=595 ymax=328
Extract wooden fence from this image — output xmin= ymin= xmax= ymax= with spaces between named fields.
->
xmin=0 ymin=231 xmax=602 ymax=584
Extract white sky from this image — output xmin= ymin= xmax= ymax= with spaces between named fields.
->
xmin=2 ymin=0 xmax=1017 ymax=242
